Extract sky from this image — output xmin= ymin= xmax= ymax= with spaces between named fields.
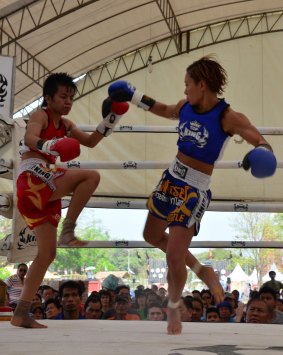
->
xmin=70 ymin=208 xmax=237 ymax=253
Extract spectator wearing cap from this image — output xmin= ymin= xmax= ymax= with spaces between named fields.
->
xmin=217 ymin=301 xmax=235 ymax=322
xmin=261 ymin=271 xmax=283 ymax=296
xmin=259 ymin=286 xmax=283 ymax=324
xmin=103 ymin=295 xmax=140 ymax=320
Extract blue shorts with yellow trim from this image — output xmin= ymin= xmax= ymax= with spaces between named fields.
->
xmin=147 ymin=169 xmax=211 ymax=235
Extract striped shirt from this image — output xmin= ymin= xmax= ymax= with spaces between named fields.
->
xmin=5 ymin=274 xmax=24 ymax=303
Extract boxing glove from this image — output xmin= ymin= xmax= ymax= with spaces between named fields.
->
xmin=242 ymin=144 xmax=277 ymax=178
xmin=108 ymin=80 xmax=156 ymax=111
xmin=96 ymin=97 xmax=129 ymax=137
xmin=37 ymin=137 xmax=80 ymax=162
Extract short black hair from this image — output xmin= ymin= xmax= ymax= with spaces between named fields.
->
xmin=58 ymin=280 xmax=83 ymax=298
xmin=42 ymin=72 xmax=77 ymax=107
xmin=259 ymin=286 xmax=277 ymax=300
xmin=206 ymin=306 xmax=219 ymax=318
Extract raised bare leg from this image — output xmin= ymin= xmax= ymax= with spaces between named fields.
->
xmin=50 ymin=169 xmax=100 ymax=246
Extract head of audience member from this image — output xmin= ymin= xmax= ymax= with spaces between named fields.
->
xmin=151 ymin=284 xmax=158 ymax=294
xmin=113 ymin=295 xmax=131 ymax=320
xmin=32 ymin=292 xmax=42 ymax=305
xmin=41 ymin=285 xmax=55 ymax=303
xmin=44 ymin=298 xmax=61 ymax=319
xmin=136 ymin=285 xmax=144 ymax=292
xmin=276 ymin=298 xmax=283 ymax=312
xmin=115 ymin=285 xmax=131 ymax=302
xmin=157 ymin=287 xmax=167 ymax=302
xmin=102 ymin=274 xmax=120 ymax=304
xmin=17 ymin=263 xmax=28 ymax=281
xmin=259 ymin=286 xmax=277 ymax=311
xmin=206 ymin=307 xmax=220 ymax=322
xmin=217 ymin=301 xmax=233 ymax=322
xmin=201 ymin=289 xmax=213 ymax=308
xmin=134 ymin=291 xmax=147 ymax=310
xmin=147 ymin=303 xmax=165 ymax=321
xmin=269 ymin=270 xmax=276 ymax=281
xmin=192 ymin=290 xmax=201 ymax=299
xmin=84 ymin=295 xmax=103 ymax=319
xmin=99 ymin=289 xmax=112 ymax=312
xmin=59 ymin=280 xmax=83 ymax=319
xmin=191 ymin=297 xmax=204 ymax=322
xmin=231 ymin=289 xmax=240 ymax=302
xmin=224 ymin=293 xmax=237 ymax=314
xmin=146 ymin=291 xmax=162 ymax=307
xmin=179 ymin=296 xmax=193 ymax=322
xmin=245 ymin=297 xmax=273 ymax=324
xmin=30 ymin=302 xmax=44 ymax=320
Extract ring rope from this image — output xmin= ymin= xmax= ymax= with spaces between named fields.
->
xmin=76 ymin=124 xmax=283 ymax=135
xmin=58 ymin=240 xmax=283 ymax=249
xmin=61 ymin=198 xmax=283 ymax=212
xmin=59 ymin=160 xmax=283 ymax=170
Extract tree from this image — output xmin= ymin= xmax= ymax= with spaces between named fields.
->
xmin=231 ymin=213 xmax=282 ymax=285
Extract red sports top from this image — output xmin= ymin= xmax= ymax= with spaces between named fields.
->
xmin=19 ymin=108 xmax=67 ymax=164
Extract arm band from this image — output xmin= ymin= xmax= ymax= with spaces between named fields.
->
xmin=36 ymin=139 xmax=46 ymax=150
xmin=257 ymin=143 xmax=273 ymax=152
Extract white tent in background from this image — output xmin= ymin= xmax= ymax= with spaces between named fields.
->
xmin=249 ymin=268 xmax=259 ymax=289
xmin=262 ymin=263 xmax=283 ymax=282
xmin=227 ymin=264 xmax=249 ymax=282
xmin=227 ymin=264 xmax=250 ymax=294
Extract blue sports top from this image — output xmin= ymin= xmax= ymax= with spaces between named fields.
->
xmin=177 ymin=99 xmax=230 ymax=164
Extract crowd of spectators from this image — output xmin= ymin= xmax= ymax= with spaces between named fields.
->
xmin=2 ymin=269 xmax=283 ymax=324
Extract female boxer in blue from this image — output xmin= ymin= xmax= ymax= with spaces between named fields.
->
xmin=108 ymin=56 xmax=276 ymax=334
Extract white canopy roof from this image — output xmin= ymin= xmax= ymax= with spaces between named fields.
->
xmin=1 ymin=1 xmax=283 ymax=209
xmin=227 ymin=263 xmax=249 ymax=282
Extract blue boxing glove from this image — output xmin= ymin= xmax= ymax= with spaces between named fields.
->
xmin=108 ymin=80 xmax=156 ymax=111
xmin=242 ymin=144 xmax=277 ymax=178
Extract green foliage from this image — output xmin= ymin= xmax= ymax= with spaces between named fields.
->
xmin=0 ymin=267 xmax=11 ymax=280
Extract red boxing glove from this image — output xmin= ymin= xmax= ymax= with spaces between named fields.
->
xmin=39 ymin=137 xmax=80 ymax=162
xmin=96 ymin=98 xmax=129 ymax=137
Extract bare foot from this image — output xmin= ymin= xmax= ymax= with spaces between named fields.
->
xmin=58 ymin=238 xmax=88 ymax=247
xmin=11 ymin=315 xmax=47 ymax=329
xmin=199 ymin=267 xmax=224 ymax=304
xmin=167 ymin=307 xmax=182 ymax=335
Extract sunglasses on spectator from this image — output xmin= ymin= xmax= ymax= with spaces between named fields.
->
xmin=19 ymin=269 xmax=27 ymax=273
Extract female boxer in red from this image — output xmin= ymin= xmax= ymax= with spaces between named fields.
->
xmin=11 ymin=73 xmax=128 ymax=328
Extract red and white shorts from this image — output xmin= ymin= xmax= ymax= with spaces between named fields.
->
xmin=17 ymin=158 xmax=66 ymax=229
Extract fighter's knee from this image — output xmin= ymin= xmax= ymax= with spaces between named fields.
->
xmin=166 ymin=253 xmax=183 ymax=270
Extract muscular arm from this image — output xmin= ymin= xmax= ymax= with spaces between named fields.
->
xmin=24 ymin=110 xmax=48 ymax=149
xmin=65 ymin=119 xmax=104 ymax=148
xmin=149 ymin=99 xmax=186 ymax=120
xmin=222 ymin=108 xmax=271 ymax=148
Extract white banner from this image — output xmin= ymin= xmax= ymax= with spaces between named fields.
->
xmin=0 ymin=55 xmax=15 ymax=117
xmin=7 ymin=117 xmax=38 ymax=262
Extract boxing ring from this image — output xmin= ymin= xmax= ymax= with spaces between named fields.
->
xmin=1 ymin=320 xmax=283 ymax=355
xmin=0 ymin=116 xmax=283 ymax=260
